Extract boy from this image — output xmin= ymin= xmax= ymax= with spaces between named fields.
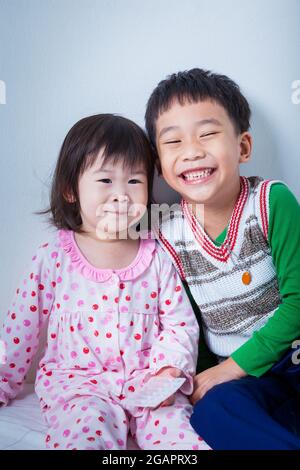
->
xmin=145 ymin=68 xmax=300 ymax=449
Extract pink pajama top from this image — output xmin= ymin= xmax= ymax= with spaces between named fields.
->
xmin=0 ymin=230 xmax=199 ymax=408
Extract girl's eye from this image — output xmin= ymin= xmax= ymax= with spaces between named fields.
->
xmin=97 ymin=178 xmax=112 ymax=183
xmin=128 ymin=179 xmax=142 ymax=184
xmin=164 ymin=140 xmax=181 ymax=145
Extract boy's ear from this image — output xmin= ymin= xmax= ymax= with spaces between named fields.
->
xmin=239 ymin=132 xmax=252 ymax=164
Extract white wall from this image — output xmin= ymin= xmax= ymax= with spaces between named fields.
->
xmin=0 ymin=0 xmax=299 ymax=321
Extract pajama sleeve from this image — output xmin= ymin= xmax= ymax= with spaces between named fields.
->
xmin=0 ymin=244 xmax=54 ymax=406
xmin=149 ymin=248 xmax=199 ymax=395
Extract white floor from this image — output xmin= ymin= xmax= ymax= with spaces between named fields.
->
xmin=0 ymin=384 xmax=47 ymax=450
xmin=0 ymin=384 xmax=139 ymax=450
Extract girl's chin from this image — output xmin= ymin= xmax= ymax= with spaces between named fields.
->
xmin=95 ymin=229 xmax=128 ymax=240
xmin=95 ymin=224 xmax=141 ymax=240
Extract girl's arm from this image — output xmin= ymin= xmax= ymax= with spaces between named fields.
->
xmin=149 ymin=247 xmax=199 ymax=395
xmin=0 ymin=243 xmax=54 ymax=406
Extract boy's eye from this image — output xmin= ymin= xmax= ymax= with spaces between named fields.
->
xmin=98 ymin=178 xmax=112 ymax=183
xmin=200 ymin=132 xmax=218 ymax=138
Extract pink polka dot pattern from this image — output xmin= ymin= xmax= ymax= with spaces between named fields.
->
xmin=0 ymin=230 xmax=209 ymax=450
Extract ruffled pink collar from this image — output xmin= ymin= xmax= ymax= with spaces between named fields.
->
xmin=58 ymin=229 xmax=156 ymax=283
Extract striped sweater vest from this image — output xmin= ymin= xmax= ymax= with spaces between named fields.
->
xmin=154 ymin=176 xmax=282 ymax=358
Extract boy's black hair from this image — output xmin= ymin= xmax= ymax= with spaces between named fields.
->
xmin=145 ymin=68 xmax=251 ymax=156
xmin=37 ymin=114 xmax=155 ymax=232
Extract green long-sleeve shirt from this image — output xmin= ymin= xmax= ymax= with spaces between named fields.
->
xmin=191 ymin=182 xmax=300 ymax=377
xmin=230 ymin=183 xmax=300 ymax=376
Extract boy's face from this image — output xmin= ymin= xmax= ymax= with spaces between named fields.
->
xmin=155 ymin=99 xmax=251 ymax=208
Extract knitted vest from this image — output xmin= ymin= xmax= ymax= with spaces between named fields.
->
xmin=153 ymin=176 xmax=282 ymax=357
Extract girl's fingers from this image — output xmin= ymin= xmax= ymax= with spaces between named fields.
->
xmin=160 ymin=394 xmax=175 ymax=407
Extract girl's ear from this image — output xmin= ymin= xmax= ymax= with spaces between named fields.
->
xmin=239 ymin=132 xmax=252 ymax=164
xmin=64 ymin=190 xmax=76 ymax=203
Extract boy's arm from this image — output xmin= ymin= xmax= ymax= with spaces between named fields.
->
xmin=0 ymin=245 xmax=54 ymax=405
xmin=231 ymin=183 xmax=300 ymax=376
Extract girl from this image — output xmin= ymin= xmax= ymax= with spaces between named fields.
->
xmin=0 ymin=114 xmax=210 ymax=450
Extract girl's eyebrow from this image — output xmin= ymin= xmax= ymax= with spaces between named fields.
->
xmin=93 ymin=168 xmax=146 ymax=175
xmin=93 ymin=168 xmax=114 ymax=174
xmin=130 ymin=171 xmax=147 ymax=176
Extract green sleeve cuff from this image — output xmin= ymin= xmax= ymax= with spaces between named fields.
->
xmin=231 ymin=339 xmax=274 ymax=377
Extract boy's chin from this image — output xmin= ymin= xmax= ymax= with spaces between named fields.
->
xmin=177 ymin=185 xmax=209 ymax=204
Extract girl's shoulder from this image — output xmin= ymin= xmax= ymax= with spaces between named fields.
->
xmin=29 ymin=229 xmax=64 ymax=269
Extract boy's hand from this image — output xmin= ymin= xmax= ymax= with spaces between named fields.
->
xmin=155 ymin=366 xmax=183 ymax=407
xmin=190 ymin=357 xmax=247 ymax=405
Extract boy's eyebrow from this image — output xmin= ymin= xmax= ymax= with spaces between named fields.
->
xmin=158 ymin=118 xmax=222 ymax=139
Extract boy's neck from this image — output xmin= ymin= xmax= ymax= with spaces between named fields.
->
xmin=191 ymin=181 xmax=241 ymax=242
xmin=202 ymin=203 xmax=236 ymax=241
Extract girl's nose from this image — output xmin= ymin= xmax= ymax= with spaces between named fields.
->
xmin=113 ymin=194 xmax=129 ymax=202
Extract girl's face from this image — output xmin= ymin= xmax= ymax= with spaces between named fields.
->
xmin=77 ymin=150 xmax=148 ymax=239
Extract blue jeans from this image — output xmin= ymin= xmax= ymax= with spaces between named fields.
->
xmin=190 ymin=346 xmax=300 ymax=450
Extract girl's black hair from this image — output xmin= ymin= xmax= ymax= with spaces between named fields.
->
xmin=38 ymin=114 xmax=155 ymax=232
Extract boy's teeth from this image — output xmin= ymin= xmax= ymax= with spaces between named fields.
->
xmin=183 ymin=168 xmax=213 ymax=180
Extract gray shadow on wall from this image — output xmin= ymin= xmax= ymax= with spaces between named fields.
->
xmin=240 ymin=102 xmax=283 ymax=181
xmin=152 ymin=169 xmax=181 ymax=205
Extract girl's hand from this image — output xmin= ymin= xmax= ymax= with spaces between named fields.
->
xmin=190 ymin=357 xmax=247 ymax=405
xmin=155 ymin=366 xmax=183 ymax=407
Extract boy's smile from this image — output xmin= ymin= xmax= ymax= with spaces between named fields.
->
xmin=155 ymin=99 xmax=252 ymax=211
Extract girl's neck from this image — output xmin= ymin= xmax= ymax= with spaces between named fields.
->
xmin=74 ymin=231 xmax=141 ymax=270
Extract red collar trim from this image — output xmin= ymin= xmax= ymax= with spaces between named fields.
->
xmin=182 ymin=177 xmax=249 ymax=262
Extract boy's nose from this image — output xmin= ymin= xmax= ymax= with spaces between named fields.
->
xmin=183 ymin=151 xmax=206 ymax=161
xmin=183 ymin=142 xmax=206 ymax=161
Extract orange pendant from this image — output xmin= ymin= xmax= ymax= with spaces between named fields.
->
xmin=242 ymin=271 xmax=252 ymax=285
